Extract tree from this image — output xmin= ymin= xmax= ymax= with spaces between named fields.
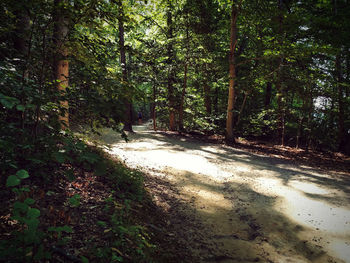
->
xmin=53 ymin=0 xmax=69 ymax=129
xmin=226 ymin=2 xmax=239 ymax=143
xmin=166 ymin=0 xmax=176 ymax=131
xmin=117 ymin=0 xmax=133 ymax=132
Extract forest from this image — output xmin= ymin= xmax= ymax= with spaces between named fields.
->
xmin=1 ymin=0 xmax=350 ymax=262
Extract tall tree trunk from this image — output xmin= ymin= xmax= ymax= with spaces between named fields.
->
xmin=178 ymin=14 xmax=189 ymax=132
xmin=179 ymin=62 xmax=187 ymax=131
xmin=336 ymin=53 xmax=345 ymax=152
xmin=204 ymin=82 xmax=211 ymax=115
xmin=13 ymin=9 xmax=30 ymax=65
xmin=13 ymin=6 xmax=31 ymax=129
xmin=34 ymin=27 xmax=48 ymax=137
xmin=214 ymin=86 xmax=219 ymax=115
xmin=345 ymin=53 xmax=350 ymax=154
xmin=203 ymin=63 xmax=211 ymax=115
xmin=276 ymin=0 xmax=285 ymax=145
xmin=305 ymin=88 xmax=313 ymax=152
xmin=167 ymin=1 xmax=176 ymax=131
xmin=118 ymin=1 xmax=133 ymax=132
xmin=152 ymin=85 xmax=157 ymax=130
xmin=236 ymin=91 xmax=248 ymax=126
xmin=296 ymin=91 xmax=307 ymax=149
xmin=346 ymin=53 xmax=350 ymax=97
xmin=226 ymin=2 xmax=238 ymax=143
xmin=276 ymin=80 xmax=285 ymax=145
xmin=264 ymin=82 xmax=272 ymax=108
xmin=296 ymin=116 xmax=303 ymax=149
xmin=53 ymin=0 xmax=69 ymax=129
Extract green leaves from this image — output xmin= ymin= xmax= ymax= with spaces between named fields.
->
xmin=16 ymin=104 xmax=25 ymax=111
xmin=6 ymin=170 xmax=29 ymax=187
xmin=6 ymin=175 xmax=21 ymax=187
xmin=81 ymin=256 xmax=89 ymax=263
xmin=27 ymin=208 xmax=40 ymax=219
xmin=97 ymin=220 xmax=107 ymax=227
xmin=68 ymin=194 xmax=81 ymax=207
xmin=48 ymin=225 xmax=73 ymax=239
xmin=17 ymin=169 xmax=29 ymax=179
xmin=0 ymin=93 xmax=20 ymax=109
xmin=80 ymin=152 xmax=100 ymax=164
xmin=53 ymin=151 xmax=67 ymax=163
xmin=24 ymin=198 xmax=35 ymax=205
xmin=14 ymin=201 xmax=29 ymax=213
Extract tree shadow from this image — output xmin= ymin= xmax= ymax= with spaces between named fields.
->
xmin=144 ymin=168 xmax=336 ymax=262
xmin=97 ymin=127 xmax=350 ymax=202
xmin=96 ymin=126 xmax=350 ymax=262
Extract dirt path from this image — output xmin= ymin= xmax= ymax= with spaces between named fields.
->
xmin=96 ymin=124 xmax=350 ymax=263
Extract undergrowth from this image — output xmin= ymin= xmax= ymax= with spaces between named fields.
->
xmin=0 ymin=129 xmax=155 ymax=262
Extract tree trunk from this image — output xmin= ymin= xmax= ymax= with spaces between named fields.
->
xmin=204 ymin=82 xmax=211 ymax=115
xmin=178 ymin=14 xmax=189 ymax=132
xmin=236 ymin=91 xmax=248 ymax=126
xmin=118 ymin=1 xmax=133 ymax=132
xmin=152 ymin=85 xmax=157 ymax=130
xmin=276 ymin=0 xmax=285 ymax=145
xmin=296 ymin=117 xmax=303 ymax=149
xmin=214 ymin=86 xmax=219 ymax=115
xmin=264 ymin=82 xmax=272 ymax=108
xmin=305 ymin=88 xmax=313 ymax=152
xmin=13 ymin=9 xmax=30 ymax=64
xmin=13 ymin=6 xmax=31 ymax=129
xmin=226 ymin=2 xmax=238 ymax=143
xmin=276 ymin=81 xmax=285 ymax=145
xmin=179 ymin=62 xmax=187 ymax=131
xmin=167 ymin=2 xmax=176 ymax=131
xmin=346 ymin=53 xmax=350 ymax=97
xmin=336 ymin=53 xmax=346 ymax=152
xmin=53 ymin=0 xmax=69 ymax=129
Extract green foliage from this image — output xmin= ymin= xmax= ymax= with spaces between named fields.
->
xmin=0 ymin=170 xmax=50 ymax=262
xmin=0 ymin=0 xmax=349 ymax=260
xmin=109 ymin=168 xmax=144 ymax=201
xmin=240 ymin=110 xmax=278 ymax=138
xmin=91 ymin=195 xmax=153 ymax=263
xmin=68 ymin=194 xmax=81 ymax=207
xmin=93 ymin=152 xmax=145 ymax=201
xmin=80 ymin=149 xmax=152 ymax=262
xmin=48 ymin=226 xmax=73 ymax=239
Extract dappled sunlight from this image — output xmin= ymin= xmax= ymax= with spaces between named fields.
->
xmin=328 ymin=237 xmax=350 ymax=263
xmin=110 ymin=145 xmax=228 ymax=178
xmin=107 ymin=135 xmax=237 ymax=181
xmin=182 ymin=186 xmax=233 ymax=212
xmin=253 ymin=177 xmax=283 ymax=196
xmin=254 ymin=174 xmax=350 ymax=256
xmin=282 ymin=188 xmax=350 ymax=233
xmin=290 ymin=180 xmax=331 ymax=195
xmin=99 ymin=126 xmax=350 ymax=262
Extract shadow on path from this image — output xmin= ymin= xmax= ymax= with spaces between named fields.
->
xmin=96 ymin=125 xmax=350 ymax=263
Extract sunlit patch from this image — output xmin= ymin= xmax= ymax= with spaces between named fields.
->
xmin=327 ymin=238 xmax=350 ymax=263
xmin=182 ymin=186 xmax=232 ymax=212
xmin=255 ymin=175 xmax=350 ymax=262
xmin=279 ymin=188 xmax=350 ymax=234
xmin=234 ymin=166 xmax=250 ymax=173
xmin=289 ymin=181 xmax=330 ymax=195
xmin=253 ymin=177 xmax=284 ymax=196
xmin=102 ymin=126 xmax=350 ymax=262
xmin=110 ymin=141 xmax=236 ymax=181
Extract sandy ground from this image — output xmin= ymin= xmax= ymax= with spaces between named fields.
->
xmin=96 ymin=124 xmax=350 ymax=263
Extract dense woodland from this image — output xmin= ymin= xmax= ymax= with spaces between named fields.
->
xmin=1 ymin=0 xmax=349 ymax=150
xmin=0 ymin=0 xmax=350 ymax=262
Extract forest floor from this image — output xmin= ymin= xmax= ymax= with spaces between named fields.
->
xmin=94 ymin=123 xmax=350 ymax=263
